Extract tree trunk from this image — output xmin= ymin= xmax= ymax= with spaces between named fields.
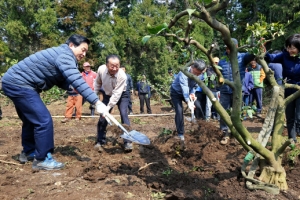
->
xmin=259 ymin=160 xmax=288 ymax=191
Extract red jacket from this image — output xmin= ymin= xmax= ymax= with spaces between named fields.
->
xmin=81 ymin=70 xmax=97 ymax=91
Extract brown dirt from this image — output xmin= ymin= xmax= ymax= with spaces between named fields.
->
xmin=0 ymin=95 xmax=300 ymax=200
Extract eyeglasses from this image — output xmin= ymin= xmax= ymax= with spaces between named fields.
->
xmin=287 ymin=46 xmax=297 ymax=51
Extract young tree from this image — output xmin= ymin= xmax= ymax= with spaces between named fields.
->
xmin=143 ymin=0 xmax=292 ymax=193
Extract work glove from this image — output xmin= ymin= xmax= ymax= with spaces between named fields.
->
xmin=189 ymin=93 xmax=196 ymax=101
xmin=96 ymin=101 xmax=109 ymax=115
xmin=187 ymin=99 xmax=195 ymax=111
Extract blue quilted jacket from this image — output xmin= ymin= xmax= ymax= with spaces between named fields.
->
xmin=265 ymin=50 xmax=300 ymax=84
xmin=218 ymin=52 xmax=253 ymax=94
xmin=2 ymin=44 xmax=99 ymax=104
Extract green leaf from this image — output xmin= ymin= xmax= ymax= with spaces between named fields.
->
xmin=246 ymin=109 xmax=253 ymax=118
xmin=175 ymin=29 xmax=183 ymax=34
xmin=215 ymin=65 xmax=222 ymax=70
xmin=203 ymin=0 xmax=214 ymax=3
xmin=147 ymin=22 xmax=168 ymax=34
xmin=142 ymin=35 xmax=151 ymax=44
xmin=186 ymin=9 xmax=196 ymax=17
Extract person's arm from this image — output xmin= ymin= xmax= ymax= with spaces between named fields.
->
xmin=129 ymin=75 xmax=133 ymax=91
xmin=93 ymin=67 xmax=103 ymax=95
xmin=248 ymin=73 xmax=254 ymax=90
xmin=147 ymin=84 xmax=151 ymax=98
xmin=178 ymin=73 xmax=190 ymax=103
xmin=56 ymin=54 xmax=99 ymax=104
xmin=260 ymin=68 xmax=266 ymax=83
xmin=136 ymin=82 xmax=140 ymax=95
xmin=265 ymin=52 xmax=284 ymax=63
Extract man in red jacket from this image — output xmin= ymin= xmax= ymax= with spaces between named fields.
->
xmin=81 ymin=62 xmax=97 ymax=116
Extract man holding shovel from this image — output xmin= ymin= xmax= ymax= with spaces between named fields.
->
xmin=170 ymin=59 xmax=207 ymax=146
xmin=94 ymin=54 xmax=133 ymax=152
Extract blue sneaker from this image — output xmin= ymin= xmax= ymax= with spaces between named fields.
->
xmin=32 ymin=153 xmax=64 ymax=170
xmin=19 ymin=151 xmax=35 ymax=164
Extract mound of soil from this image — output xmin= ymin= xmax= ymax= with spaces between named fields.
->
xmin=0 ymin=96 xmax=299 ymax=199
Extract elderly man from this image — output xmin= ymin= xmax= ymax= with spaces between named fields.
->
xmin=1 ymin=34 xmax=105 ymax=170
xmin=94 ymin=54 xmax=132 ymax=152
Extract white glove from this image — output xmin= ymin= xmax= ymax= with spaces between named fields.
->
xmin=187 ymin=100 xmax=195 ymax=111
xmin=96 ymin=101 xmax=109 ymax=115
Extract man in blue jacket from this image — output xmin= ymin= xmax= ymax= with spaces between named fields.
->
xmin=1 ymin=34 xmax=105 ymax=170
xmin=218 ymin=38 xmax=253 ymax=145
xmin=170 ymin=59 xmax=206 ymax=147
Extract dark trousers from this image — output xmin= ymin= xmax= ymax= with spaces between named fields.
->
xmin=250 ymin=87 xmax=263 ymax=113
xmin=170 ymin=89 xmax=186 ymax=136
xmin=285 ymin=89 xmax=300 ymax=141
xmin=128 ymin=91 xmax=133 ymax=113
xmin=194 ymin=91 xmax=206 ymax=119
xmin=219 ymin=93 xmax=232 ymax=131
xmin=2 ymin=83 xmax=54 ymax=160
xmin=97 ymin=91 xmax=130 ymax=144
xmin=82 ymin=98 xmax=95 ymax=115
xmin=139 ymin=93 xmax=151 ymax=113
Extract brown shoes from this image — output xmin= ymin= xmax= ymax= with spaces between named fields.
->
xmin=220 ymin=131 xmax=231 ymax=145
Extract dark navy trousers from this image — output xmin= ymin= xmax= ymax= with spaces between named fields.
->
xmin=97 ymin=91 xmax=130 ymax=144
xmin=170 ymin=88 xmax=186 ymax=136
xmin=250 ymin=87 xmax=263 ymax=113
xmin=2 ymin=83 xmax=54 ymax=160
xmin=285 ymin=89 xmax=300 ymax=142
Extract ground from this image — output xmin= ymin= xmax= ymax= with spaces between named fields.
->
xmin=0 ymin=95 xmax=300 ymax=200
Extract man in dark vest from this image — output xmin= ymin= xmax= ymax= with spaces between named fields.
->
xmin=137 ymin=75 xmax=152 ymax=114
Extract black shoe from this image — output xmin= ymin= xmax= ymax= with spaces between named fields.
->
xmin=19 ymin=151 xmax=35 ymax=164
xmin=140 ymin=112 xmax=144 ymax=114
xmin=94 ymin=142 xmax=105 ymax=152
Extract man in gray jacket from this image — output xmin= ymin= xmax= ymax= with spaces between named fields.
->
xmin=1 ymin=34 xmax=106 ymax=170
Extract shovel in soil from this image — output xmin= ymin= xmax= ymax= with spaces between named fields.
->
xmin=104 ymin=112 xmax=150 ymax=145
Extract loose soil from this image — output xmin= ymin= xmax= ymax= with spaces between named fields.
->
xmin=0 ymin=95 xmax=300 ymax=200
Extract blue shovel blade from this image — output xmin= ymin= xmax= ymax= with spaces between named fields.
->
xmin=120 ymin=130 xmax=150 ymax=145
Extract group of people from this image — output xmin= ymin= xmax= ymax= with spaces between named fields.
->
xmin=2 ymin=33 xmax=300 ymax=171
xmin=60 ymin=63 xmax=152 ymax=121
xmin=169 ymin=35 xmax=300 ymax=147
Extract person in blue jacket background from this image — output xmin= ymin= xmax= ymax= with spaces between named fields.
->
xmin=265 ymin=34 xmax=300 ymax=143
xmin=218 ymin=38 xmax=253 ymax=145
xmin=1 ymin=34 xmax=103 ymax=170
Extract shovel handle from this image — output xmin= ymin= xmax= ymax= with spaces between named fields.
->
xmin=104 ymin=112 xmax=128 ymax=134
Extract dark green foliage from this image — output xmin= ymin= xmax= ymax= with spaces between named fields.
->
xmin=40 ymin=86 xmax=65 ymax=104
xmin=0 ymin=0 xmax=297 ymax=102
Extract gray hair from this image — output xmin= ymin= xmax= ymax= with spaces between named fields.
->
xmin=192 ymin=59 xmax=206 ymax=71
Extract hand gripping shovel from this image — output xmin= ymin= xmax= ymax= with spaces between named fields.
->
xmin=185 ymin=97 xmax=197 ymax=123
xmin=104 ymin=112 xmax=150 ymax=145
